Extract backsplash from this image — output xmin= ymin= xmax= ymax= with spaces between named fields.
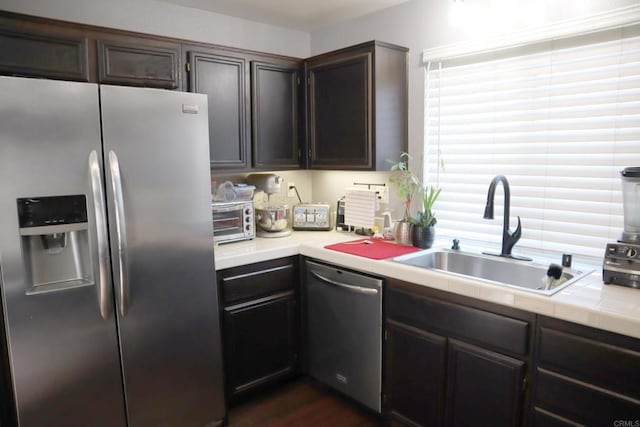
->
xmin=211 ymin=169 xmax=405 ymax=221
xmin=211 ymin=170 xmax=313 ymax=207
xmin=311 ymin=170 xmax=402 ymax=220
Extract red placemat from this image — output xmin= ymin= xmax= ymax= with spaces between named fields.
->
xmin=324 ymin=238 xmax=421 ymax=260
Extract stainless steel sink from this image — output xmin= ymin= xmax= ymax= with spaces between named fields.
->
xmin=393 ymin=249 xmax=593 ymax=295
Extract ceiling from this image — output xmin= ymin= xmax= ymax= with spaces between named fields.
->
xmin=159 ymin=0 xmax=412 ymax=31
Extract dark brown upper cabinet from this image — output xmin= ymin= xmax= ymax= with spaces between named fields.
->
xmin=187 ymin=50 xmax=250 ymax=170
xmin=97 ymin=39 xmax=180 ymax=89
xmin=305 ymin=41 xmax=408 ymax=170
xmin=251 ymin=61 xmax=302 ymax=169
xmin=0 ymin=28 xmax=89 ymax=81
xmin=0 ymin=14 xmax=410 ymax=173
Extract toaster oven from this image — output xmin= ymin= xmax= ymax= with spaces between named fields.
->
xmin=212 ymin=200 xmax=255 ymax=244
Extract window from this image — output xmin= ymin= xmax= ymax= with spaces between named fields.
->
xmin=424 ymin=23 xmax=640 ymax=259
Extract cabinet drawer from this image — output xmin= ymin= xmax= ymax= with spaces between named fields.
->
xmin=220 ymin=257 xmax=297 ymax=305
xmin=386 ymin=287 xmax=529 ymax=356
xmin=538 ymin=325 xmax=640 ymax=400
xmin=535 ymin=368 xmax=640 ymax=426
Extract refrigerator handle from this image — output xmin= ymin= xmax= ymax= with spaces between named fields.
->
xmin=108 ymin=150 xmax=130 ymax=317
xmin=88 ymin=151 xmax=112 ymax=320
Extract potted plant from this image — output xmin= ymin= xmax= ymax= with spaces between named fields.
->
xmin=388 ymin=153 xmax=421 ymax=245
xmin=410 ymin=185 xmax=442 ymax=248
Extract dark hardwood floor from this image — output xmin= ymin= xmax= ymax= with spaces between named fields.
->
xmin=227 ymin=379 xmax=383 ymax=427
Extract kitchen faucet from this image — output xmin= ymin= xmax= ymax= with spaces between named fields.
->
xmin=483 ymin=175 xmax=531 ymax=261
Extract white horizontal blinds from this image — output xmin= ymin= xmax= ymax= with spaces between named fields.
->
xmin=425 ymin=24 xmax=640 ymax=259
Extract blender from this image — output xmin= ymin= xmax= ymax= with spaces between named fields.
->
xmin=603 ymin=167 xmax=640 ymax=288
xmin=620 ymin=167 xmax=640 ymax=244
xmin=246 ymin=173 xmax=292 ymax=238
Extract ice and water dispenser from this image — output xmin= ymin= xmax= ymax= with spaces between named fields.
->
xmin=17 ymin=195 xmax=93 ymax=294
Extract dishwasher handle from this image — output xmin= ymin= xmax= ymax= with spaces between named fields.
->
xmin=310 ymin=270 xmax=379 ymax=295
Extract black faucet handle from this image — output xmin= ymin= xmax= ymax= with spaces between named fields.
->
xmin=502 ymin=216 xmax=522 ymax=257
xmin=511 ymin=216 xmax=522 ymax=240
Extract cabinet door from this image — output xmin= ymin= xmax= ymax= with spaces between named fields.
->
xmin=445 ymin=340 xmax=525 ymax=427
xmin=385 ymin=320 xmax=446 ymax=427
xmin=188 ymin=51 xmax=249 ymax=170
xmin=251 ymin=62 xmax=300 ymax=169
xmin=307 ymin=52 xmax=372 ymax=169
xmin=97 ymin=40 xmax=180 ymax=88
xmin=0 ymin=28 xmax=88 ymax=81
xmin=223 ymin=292 xmax=297 ymax=400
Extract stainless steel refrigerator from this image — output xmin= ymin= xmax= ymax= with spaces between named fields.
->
xmin=0 ymin=76 xmax=225 ymax=426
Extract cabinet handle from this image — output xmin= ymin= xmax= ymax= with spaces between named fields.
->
xmin=222 ymin=264 xmax=293 ymax=283
xmin=224 ymin=290 xmax=294 ymax=311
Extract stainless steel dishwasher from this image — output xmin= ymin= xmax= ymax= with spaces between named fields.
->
xmin=304 ymin=259 xmax=383 ymax=413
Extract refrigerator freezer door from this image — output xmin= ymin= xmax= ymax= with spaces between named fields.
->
xmin=0 ymin=77 xmax=126 ymax=426
xmin=100 ymin=85 xmax=225 ymax=426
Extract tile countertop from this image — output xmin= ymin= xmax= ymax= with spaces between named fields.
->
xmin=214 ymin=231 xmax=640 ymax=340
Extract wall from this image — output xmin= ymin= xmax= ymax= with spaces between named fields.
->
xmin=311 ymin=169 xmax=392 ymax=205
xmin=212 ymin=170 xmax=314 ymax=210
xmin=309 ymin=0 xmax=638 ymax=220
xmin=0 ymin=0 xmax=311 ymax=57
xmin=3 ymin=0 xmax=634 ymax=222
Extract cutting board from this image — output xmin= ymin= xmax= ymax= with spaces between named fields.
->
xmin=325 ymin=238 xmax=421 ymax=260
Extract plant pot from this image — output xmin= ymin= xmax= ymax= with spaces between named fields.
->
xmin=393 ymin=220 xmax=413 ymax=246
xmin=411 ymin=225 xmax=435 ymax=249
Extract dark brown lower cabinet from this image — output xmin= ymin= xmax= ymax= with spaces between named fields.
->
xmin=218 ymin=257 xmax=299 ymax=403
xmin=385 ymin=320 xmax=446 ymax=427
xmin=223 ymin=291 xmax=297 ymax=398
xmin=531 ymin=316 xmax=640 ymax=426
xmin=384 ymin=280 xmax=533 ymax=427
xmin=445 ymin=340 xmax=525 ymax=427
